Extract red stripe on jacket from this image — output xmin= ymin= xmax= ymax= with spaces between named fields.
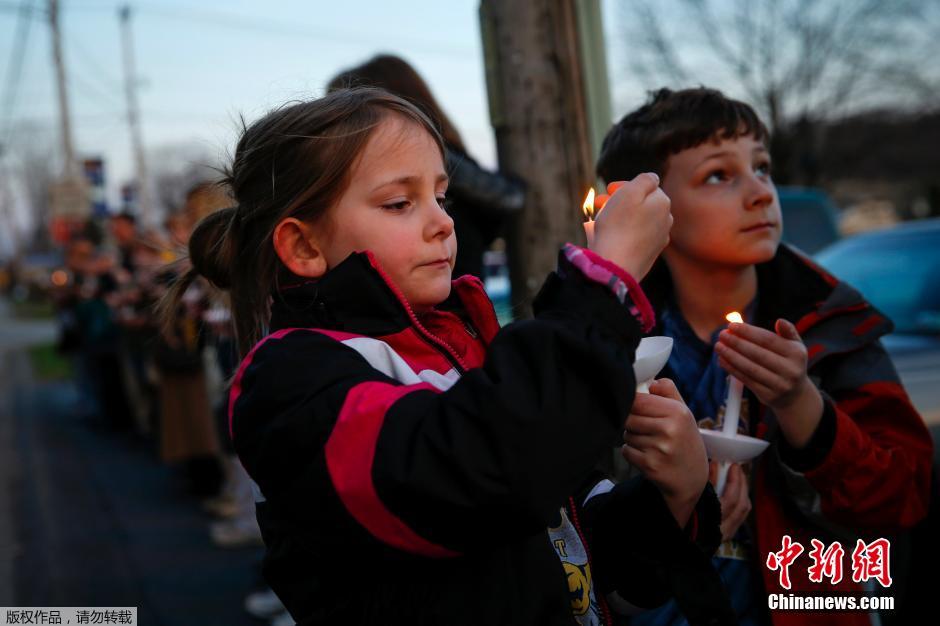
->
xmin=324 ymin=380 xmax=460 ymax=558
xmin=228 ymin=328 xmax=363 ymax=437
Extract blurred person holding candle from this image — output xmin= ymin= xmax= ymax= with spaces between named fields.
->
xmin=596 ymin=87 xmax=932 ymax=626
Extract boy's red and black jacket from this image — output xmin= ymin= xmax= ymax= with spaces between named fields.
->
xmin=643 ymin=243 xmax=933 ymax=626
xmin=229 ymin=247 xmax=732 ymax=626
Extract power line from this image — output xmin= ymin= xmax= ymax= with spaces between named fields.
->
xmin=69 ymin=69 xmax=124 ymax=110
xmin=60 ymin=1 xmax=477 ymax=59
xmin=69 ymin=31 xmax=123 ymax=91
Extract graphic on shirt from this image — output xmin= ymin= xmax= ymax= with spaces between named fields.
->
xmin=564 ymin=561 xmax=594 ymax=616
xmin=547 ymin=508 xmax=602 ymax=626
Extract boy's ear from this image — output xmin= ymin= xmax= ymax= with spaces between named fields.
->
xmin=272 ymin=217 xmax=328 ymax=278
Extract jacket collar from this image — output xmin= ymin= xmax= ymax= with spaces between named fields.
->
xmin=270 ymin=251 xmax=499 ymax=344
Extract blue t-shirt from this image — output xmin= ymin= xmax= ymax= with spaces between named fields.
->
xmin=629 ymin=301 xmax=768 ymax=626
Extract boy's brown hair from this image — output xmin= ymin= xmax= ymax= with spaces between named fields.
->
xmin=596 ymin=87 xmax=769 ymax=183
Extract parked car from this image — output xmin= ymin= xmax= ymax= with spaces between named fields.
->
xmin=816 ymin=218 xmax=940 ymax=430
xmin=778 ymin=186 xmax=841 ymax=254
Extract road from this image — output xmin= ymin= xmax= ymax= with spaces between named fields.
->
xmin=0 ymin=299 xmax=263 ymax=625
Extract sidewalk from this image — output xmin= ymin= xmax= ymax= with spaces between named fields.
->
xmin=0 ymin=303 xmax=262 ymax=625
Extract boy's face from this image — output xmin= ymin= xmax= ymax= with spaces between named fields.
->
xmin=661 ymin=134 xmax=781 ymax=269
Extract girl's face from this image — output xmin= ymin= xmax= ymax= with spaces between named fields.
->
xmin=318 ymin=116 xmax=456 ymax=312
xmin=661 ymin=134 xmax=782 ymax=269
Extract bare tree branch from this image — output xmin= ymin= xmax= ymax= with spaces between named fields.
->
xmin=618 ymin=0 xmax=939 ymax=127
xmin=615 ymin=0 xmax=940 ymax=183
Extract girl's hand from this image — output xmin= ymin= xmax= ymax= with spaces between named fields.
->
xmin=623 ymin=378 xmax=708 ymax=527
xmin=715 ymin=319 xmax=824 ymax=449
xmin=709 ymin=462 xmax=751 ymax=542
xmin=591 ymin=174 xmax=672 ymax=281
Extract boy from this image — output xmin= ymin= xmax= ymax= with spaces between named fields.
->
xmin=596 ymin=88 xmax=932 ymax=626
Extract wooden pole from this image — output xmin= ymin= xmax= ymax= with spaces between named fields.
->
xmin=480 ymin=0 xmax=601 ymax=313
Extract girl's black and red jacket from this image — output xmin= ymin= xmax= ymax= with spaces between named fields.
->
xmin=229 ymin=245 xmax=734 ymax=626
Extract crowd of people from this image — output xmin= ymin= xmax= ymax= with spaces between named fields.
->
xmin=41 ymin=53 xmax=934 ymax=626
xmin=52 ymin=183 xmax=293 ymax=621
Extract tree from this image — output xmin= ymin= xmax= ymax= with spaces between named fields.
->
xmin=480 ymin=0 xmax=596 ymax=313
xmin=617 ymin=0 xmax=940 ymax=184
xmin=3 ymin=123 xmax=57 ymax=251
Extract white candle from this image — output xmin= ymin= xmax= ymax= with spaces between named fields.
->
xmin=722 ymin=376 xmax=744 ymax=436
xmin=717 ymin=386 xmax=742 ymax=502
xmin=721 ymin=311 xmax=745 ymax=437
xmin=582 ymin=187 xmax=596 ymax=247
xmin=583 ymin=220 xmax=595 ymax=247
xmin=716 ymin=311 xmax=745 ymax=497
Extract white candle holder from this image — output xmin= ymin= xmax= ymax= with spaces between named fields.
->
xmin=624 ymin=337 xmax=770 ymax=497
xmin=698 ymin=429 xmax=769 ymax=496
xmin=632 ymin=336 xmax=673 ymax=393
xmin=613 ymin=336 xmax=674 ymax=481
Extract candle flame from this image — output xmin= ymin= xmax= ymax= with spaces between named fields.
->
xmin=582 ymin=187 xmax=596 ymax=220
xmin=726 ymin=311 xmax=744 ymax=324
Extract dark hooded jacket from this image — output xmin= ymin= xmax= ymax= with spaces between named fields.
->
xmin=230 ymin=246 xmax=734 ymax=626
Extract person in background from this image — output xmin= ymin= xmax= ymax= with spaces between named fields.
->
xmin=151 ymin=214 xmax=224 ymax=500
xmin=109 ymin=212 xmax=140 ymax=276
xmin=53 ymin=235 xmax=132 ymax=429
xmin=327 ymin=54 xmax=526 ymax=280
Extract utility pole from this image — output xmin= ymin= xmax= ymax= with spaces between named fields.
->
xmin=48 ymin=0 xmax=76 ymax=178
xmin=479 ymin=0 xmax=612 ymax=313
xmin=119 ymin=4 xmax=151 ymax=223
xmin=47 ymin=0 xmax=88 ymax=245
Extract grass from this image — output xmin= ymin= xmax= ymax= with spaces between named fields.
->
xmin=28 ymin=342 xmax=73 ymax=381
xmin=11 ymin=298 xmax=56 ymax=320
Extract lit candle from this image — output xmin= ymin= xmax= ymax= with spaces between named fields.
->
xmin=722 ymin=311 xmax=745 ymax=437
xmin=582 ymin=187 xmax=596 ymax=247
xmin=715 ymin=310 xmax=744 ymax=495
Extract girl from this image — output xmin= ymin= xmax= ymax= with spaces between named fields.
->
xmin=163 ymin=87 xmax=732 ymax=626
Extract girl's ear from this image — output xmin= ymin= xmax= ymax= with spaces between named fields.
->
xmin=273 ymin=217 xmax=328 ymax=278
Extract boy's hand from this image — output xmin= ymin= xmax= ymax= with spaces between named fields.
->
xmin=715 ymin=319 xmax=824 ymax=449
xmin=709 ymin=462 xmax=751 ymax=542
xmin=623 ymin=378 xmax=708 ymax=527
xmin=591 ymin=174 xmax=672 ymax=281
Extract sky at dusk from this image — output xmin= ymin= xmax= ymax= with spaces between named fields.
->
xmin=0 ymin=0 xmax=675 ymax=253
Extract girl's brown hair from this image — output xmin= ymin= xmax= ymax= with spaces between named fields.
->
xmin=327 ymin=54 xmax=466 ymax=152
xmin=159 ymin=87 xmax=445 ymax=357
